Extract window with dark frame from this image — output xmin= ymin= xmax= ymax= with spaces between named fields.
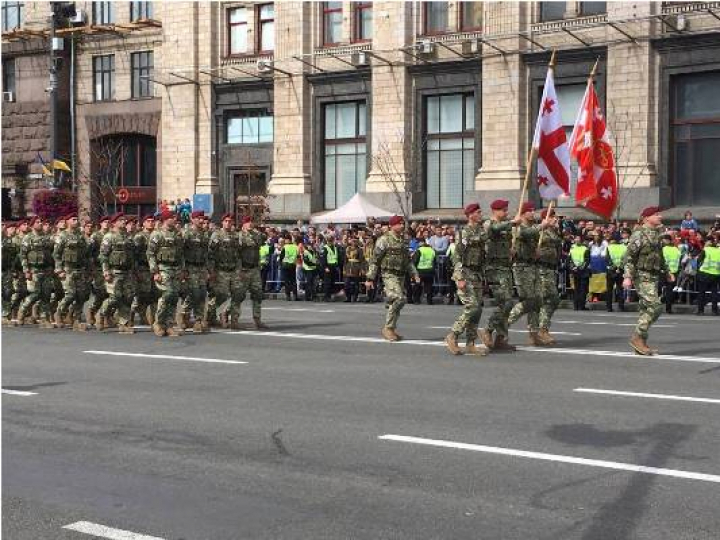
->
xmin=579 ymin=1 xmax=607 ymax=16
xmin=227 ymin=110 xmax=274 ymax=144
xmin=354 ymin=1 xmax=372 ymax=42
xmin=324 ymin=101 xmax=367 ymax=209
xmin=228 ymin=7 xmax=248 ymax=55
xmin=1 ymin=2 xmax=23 ymax=32
xmin=131 ymin=51 xmax=153 ymax=99
xmin=93 ymin=54 xmax=115 ymax=102
xmin=460 ymin=1 xmax=483 ymax=31
xmin=93 ymin=1 xmax=114 ymax=25
xmin=2 ymin=58 xmax=16 ymax=95
xmin=425 ymin=93 xmax=475 ymax=209
xmin=539 ymin=1 xmax=566 ymax=22
xmin=258 ymin=3 xmax=275 ymax=52
xmin=130 ymin=1 xmax=153 ymax=21
xmin=424 ymin=1 xmax=449 ymax=35
xmin=323 ymin=2 xmax=343 ymax=46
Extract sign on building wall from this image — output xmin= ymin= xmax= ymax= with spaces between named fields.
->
xmin=193 ymin=193 xmax=214 ymax=216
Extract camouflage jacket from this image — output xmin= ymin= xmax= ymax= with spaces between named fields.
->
xmin=183 ymin=227 xmax=210 ymax=267
xmin=366 ymin=232 xmax=418 ymax=281
xmin=238 ymin=229 xmax=267 ymax=270
xmin=100 ymin=231 xmax=136 ymax=274
xmin=208 ymin=229 xmax=240 ymax=272
xmin=53 ymin=229 xmax=89 ymax=271
xmin=20 ymin=231 xmax=54 ymax=273
xmin=535 ymin=226 xmax=562 ymax=267
xmin=453 ymin=222 xmax=487 ymax=281
xmin=513 ymin=222 xmax=540 ymax=264
xmin=624 ymin=225 xmax=668 ymax=278
xmin=147 ymin=229 xmax=185 ymax=273
xmin=484 ymin=219 xmax=513 ymax=267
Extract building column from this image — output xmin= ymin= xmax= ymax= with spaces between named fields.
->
xmin=195 ymin=1 xmax=219 ymax=195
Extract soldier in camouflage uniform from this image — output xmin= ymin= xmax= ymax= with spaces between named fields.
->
xmin=179 ymin=211 xmax=210 ymax=333
xmin=9 ymin=219 xmax=29 ymax=323
xmin=2 ymin=222 xmax=20 ymax=324
xmin=480 ymin=200 xmax=519 ymax=351
xmin=147 ymin=211 xmax=185 ymax=337
xmin=507 ymin=202 xmax=545 ymax=346
xmin=207 ymin=213 xmax=242 ymax=329
xmin=18 ymin=217 xmax=55 ymax=326
xmin=238 ymin=215 xmax=269 ymax=329
xmin=49 ymin=218 xmax=67 ymax=319
xmin=53 ymin=213 xmax=91 ymax=331
xmin=624 ymin=206 xmax=671 ymax=355
xmin=365 ymin=215 xmax=420 ymax=342
xmin=88 ymin=215 xmax=111 ymax=326
xmin=533 ymin=208 xmax=562 ymax=345
xmin=131 ymin=215 xmax=158 ymax=326
xmin=98 ymin=213 xmax=136 ymax=333
xmin=446 ymin=203 xmax=489 ymax=356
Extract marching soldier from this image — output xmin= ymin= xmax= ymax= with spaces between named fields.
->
xmin=207 ymin=213 xmax=242 ymax=328
xmin=131 ymin=215 xmax=158 ymax=326
xmin=98 ymin=213 xmax=136 ymax=334
xmin=534 ymin=208 xmax=562 ymax=345
xmin=623 ymin=206 xmax=671 ymax=355
xmin=179 ymin=211 xmax=210 ymax=332
xmin=480 ymin=200 xmax=518 ymax=351
xmin=507 ymin=202 xmax=544 ymax=346
xmin=18 ymin=217 xmax=56 ymax=326
xmin=147 ymin=210 xmax=185 ymax=337
xmin=88 ymin=215 xmax=111 ymax=326
xmin=53 ymin=213 xmax=90 ymax=331
xmin=237 ymin=214 xmax=268 ymax=329
xmin=2 ymin=222 xmax=20 ymax=325
xmin=606 ymin=234 xmax=627 ymax=312
xmin=365 ymin=215 xmax=420 ymax=342
xmin=9 ymin=219 xmax=29 ymax=323
xmin=446 ymin=203 xmax=489 ymax=356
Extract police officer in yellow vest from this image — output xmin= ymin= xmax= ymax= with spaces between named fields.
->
xmin=279 ymin=234 xmax=300 ymax=301
xmin=321 ymin=235 xmax=341 ymax=302
xmin=259 ymin=241 xmax=271 ymax=292
xmin=568 ymin=235 xmax=590 ymax=311
xmin=696 ymin=232 xmax=719 ymax=316
xmin=302 ymin=242 xmax=319 ymax=301
xmin=413 ymin=238 xmax=436 ymax=304
xmin=661 ymin=234 xmax=681 ymax=313
xmin=606 ymin=237 xmax=627 ymax=312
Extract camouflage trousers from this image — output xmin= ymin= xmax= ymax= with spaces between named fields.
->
xmin=382 ymin=272 xmax=407 ymax=330
xmin=536 ymin=266 xmax=560 ymax=330
xmin=100 ymin=271 xmax=134 ymax=326
xmin=49 ymin=273 xmax=64 ymax=315
xmin=154 ymin=266 xmax=182 ymax=328
xmin=485 ymin=265 xmax=514 ymax=338
xmin=634 ymin=271 xmax=663 ymax=339
xmin=508 ymin=263 xmax=541 ymax=332
xmin=132 ymin=267 xmax=158 ymax=322
xmin=180 ymin=266 xmax=208 ymax=321
xmin=88 ymin=268 xmax=108 ymax=316
xmin=238 ymin=267 xmax=263 ymax=320
xmin=56 ymin=268 xmax=91 ymax=321
xmin=207 ymin=269 xmax=241 ymax=322
xmin=18 ymin=268 xmax=54 ymax=320
xmin=451 ymin=270 xmax=483 ymax=340
xmin=9 ymin=274 xmax=28 ymax=317
xmin=2 ymin=271 xmax=14 ymax=318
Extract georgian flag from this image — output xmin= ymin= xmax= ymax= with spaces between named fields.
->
xmin=532 ymin=67 xmax=571 ymax=201
xmin=568 ymin=80 xmax=618 ymax=220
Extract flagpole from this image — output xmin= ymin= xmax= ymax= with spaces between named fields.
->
xmin=537 ymin=199 xmax=555 ymax=249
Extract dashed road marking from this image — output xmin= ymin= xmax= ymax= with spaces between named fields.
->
xmin=2 ymin=389 xmax=37 ymax=396
xmin=83 ymin=350 xmax=247 ymax=365
xmin=378 ymin=434 xmax=720 ymax=484
xmin=62 ymin=521 xmax=165 ymax=540
xmin=574 ymin=388 xmax=720 ymax=404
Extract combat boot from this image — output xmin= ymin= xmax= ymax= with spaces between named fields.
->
xmin=95 ymin=313 xmax=106 ymax=331
xmin=1 ymin=316 xmax=11 ymax=326
xmin=445 ymin=332 xmax=463 ymax=355
xmin=192 ymin=321 xmax=206 ymax=333
xmin=219 ymin=312 xmax=229 ymax=329
xmin=118 ymin=323 xmax=135 ymax=335
xmin=54 ymin=311 xmax=65 ymax=329
xmin=629 ymin=333 xmax=653 ymax=355
xmin=537 ymin=329 xmax=556 ymax=346
xmin=73 ymin=320 xmax=88 ymax=332
xmin=166 ymin=325 xmax=183 ymax=337
xmin=229 ymin=316 xmax=242 ymax=330
xmin=153 ymin=323 xmax=166 ymax=337
xmin=493 ymin=334 xmax=516 ymax=351
xmin=253 ymin=317 xmax=268 ymax=330
xmin=146 ymin=305 xmax=155 ymax=326
xmin=528 ymin=331 xmax=544 ymax=346
xmin=465 ymin=340 xmax=489 ymax=357
xmin=381 ymin=326 xmax=399 ymax=342
xmin=480 ymin=329 xmax=495 ymax=350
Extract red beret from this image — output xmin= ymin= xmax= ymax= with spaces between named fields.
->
xmin=490 ymin=199 xmax=509 ymax=211
xmin=160 ymin=210 xmax=175 ymax=222
xmin=62 ymin=212 xmax=77 ymax=221
xmin=142 ymin=214 xmax=155 ymax=222
xmin=222 ymin=213 xmax=234 ymax=222
xmin=125 ymin=215 xmax=137 ymax=223
xmin=521 ymin=202 xmax=536 ymax=214
xmin=191 ymin=210 xmax=205 ymax=219
xmin=641 ymin=206 xmax=661 ymax=218
xmin=540 ymin=208 xmax=556 ymax=219
xmin=241 ymin=215 xmax=253 ymax=225
xmin=99 ymin=215 xmax=111 ymax=223
xmin=464 ymin=203 xmax=481 ymax=216
xmin=111 ymin=212 xmax=126 ymax=224
xmin=388 ymin=215 xmax=404 ymax=227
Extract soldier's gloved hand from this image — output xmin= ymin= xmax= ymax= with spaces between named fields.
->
xmin=622 ymin=277 xmax=632 ymax=290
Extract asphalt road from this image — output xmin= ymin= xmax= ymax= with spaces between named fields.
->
xmin=2 ymin=301 xmax=719 ymax=540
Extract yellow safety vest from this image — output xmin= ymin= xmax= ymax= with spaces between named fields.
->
xmin=417 ymin=245 xmax=435 ymax=271
xmin=324 ymin=245 xmax=338 ymax=265
xmin=303 ymin=249 xmax=318 ymax=271
xmin=662 ymin=245 xmax=681 ymax=274
xmin=570 ymin=245 xmax=588 ymax=267
xmin=699 ymin=246 xmax=720 ymax=276
xmin=283 ymin=244 xmax=298 ymax=265
xmin=259 ymin=244 xmax=270 ymax=267
xmin=607 ymin=243 xmax=627 ymax=267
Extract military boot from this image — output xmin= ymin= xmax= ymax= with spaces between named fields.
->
xmin=480 ymin=329 xmax=495 ymax=350
xmin=1 ymin=316 xmax=11 ymax=326
xmin=153 ymin=323 xmax=166 ymax=337
xmin=629 ymin=333 xmax=653 ymax=355
xmin=229 ymin=316 xmax=242 ymax=330
xmin=73 ymin=320 xmax=88 ymax=332
xmin=466 ymin=340 xmax=489 ymax=357
xmin=166 ymin=325 xmax=183 ymax=337
xmin=536 ymin=329 xmax=556 ymax=346
xmin=254 ymin=317 xmax=268 ymax=330
xmin=219 ymin=312 xmax=229 ymax=329
xmin=528 ymin=331 xmax=544 ymax=346
xmin=192 ymin=321 xmax=205 ymax=334
xmin=493 ymin=334 xmax=517 ymax=351
xmin=118 ymin=323 xmax=135 ymax=335
xmin=381 ymin=326 xmax=399 ymax=342
xmin=445 ymin=332 xmax=463 ymax=355
xmin=54 ymin=311 xmax=65 ymax=329
xmin=146 ymin=305 xmax=156 ymax=326
xmin=95 ymin=313 xmax=106 ymax=331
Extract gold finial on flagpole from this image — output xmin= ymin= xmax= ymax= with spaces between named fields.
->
xmin=589 ymin=57 xmax=600 ymax=78
xmin=549 ymin=49 xmax=557 ymax=68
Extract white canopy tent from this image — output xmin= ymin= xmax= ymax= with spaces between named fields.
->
xmin=311 ymin=193 xmax=395 ymax=225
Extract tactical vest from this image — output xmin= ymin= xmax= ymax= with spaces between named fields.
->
xmin=459 ymin=225 xmax=485 ymax=269
xmin=155 ymin=232 xmax=183 ymax=266
xmin=303 ymin=249 xmax=318 ymax=271
xmin=2 ymin=236 xmax=18 ymax=271
xmin=108 ymin=234 xmax=134 ymax=270
xmin=283 ymin=244 xmax=299 ymax=266
xmin=379 ymin=234 xmax=409 ymax=274
xmin=570 ymin=245 xmax=588 ymax=267
xmin=239 ymin=232 xmax=261 ymax=269
xmin=134 ymin=232 xmax=150 ymax=267
xmin=514 ymin=225 xmax=539 ymax=263
xmin=62 ymin=233 xmax=87 ymax=267
xmin=662 ymin=245 xmax=681 ymax=274
xmin=485 ymin=220 xmax=512 ymax=265
xmin=214 ymin=231 xmax=240 ymax=271
xmin=536 ymin=228 xmax=561 ymax=266
xmin=417 ymin=246 xmax=435 ymax=270
xmin=635 ymin=228 xmax=664 ymax=273
xmin=26 ymin=234 xmax=53 ymax=269
xmin=608 ymin=243 xmax=627 ymax=267
xmin=699 ymin=246 xmax=720 ymax=276
xmin=184 ymin=230 xmax=208 ymax=266
xmin=324 ymin=245 xmax=338 ymax=266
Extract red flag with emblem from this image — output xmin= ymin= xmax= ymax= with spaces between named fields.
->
xmin=569 ymin=79 xmax=618 ymax=219
xmin=532 ymin=67 xmax=571 ymax=200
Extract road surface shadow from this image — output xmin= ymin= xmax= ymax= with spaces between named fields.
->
xmin=2 ymin=382 xmax=68 ymax=392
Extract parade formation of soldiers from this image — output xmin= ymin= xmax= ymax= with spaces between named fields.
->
xmin=2 ymin=203 xmax=717 ymax=357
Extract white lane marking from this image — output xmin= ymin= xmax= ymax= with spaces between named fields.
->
xmin=63 ymin=521 xmax=165 ymax=540
xmin=222 ymin=330 xmax=720 ymax=363
xmin=427 ymin=326 xmax=582 ymax=336
xmin=2 ymin=389 xmax=38 ymax=396
xmin=554 ymin=320 xmax=676 ymax=328
xmin=83 ymin=350 xmax=247 ymax=365
xmin=378 ymin=434 xmax=720 ymax=484
xmin=263 ymin=307 xmax=335 ymax=313
xmin=574 ymin=388 xmax=720 ymax=404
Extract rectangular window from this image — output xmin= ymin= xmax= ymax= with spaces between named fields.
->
xmin=354 ymin=2 xmax=372 ymax=42
xmin=130 ymin=1 xmax=153 ymax=21
xmin=580 ymin=2 xmax=606 ymax=16
xmin=131 ymin=51 xmax=153 ymax=99
xmin=228 ymin=7 xmax=248 ymax=55
xmin=425 ymin=93 xmax=475 ymax=209
xmin=2 ymin=58 xmax=15 ymax=94
xmin=424 ymin=1 xmax=449 ymax=34
xmin=539 ymin=1 xmax=566 ymax=22
xmin=323 ymin=2 xmax=343 ymax=46
xmin=258 ymin=4 xmax=275 ymax=52
xmin=1 ymin=1 xmax=22 ymax=31
xmin=460 ymin=1 xmax=482 ymax=31
xmin=93 ymin=55 xmax=115 ymax=102
xmin=93 ymin=1 xmax=114 ymax=25
xmin=324 ymin=101 xmax=367 ymax=209
xmin=227 ymin=110 xmax=274 ymax=144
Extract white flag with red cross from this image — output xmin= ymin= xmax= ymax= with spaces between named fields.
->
xmin=532 ymin=67 xmax=571 ymax=201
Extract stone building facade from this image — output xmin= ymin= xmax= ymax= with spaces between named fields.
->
xmin=3 ymin=2 xmax=720 ymax=221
